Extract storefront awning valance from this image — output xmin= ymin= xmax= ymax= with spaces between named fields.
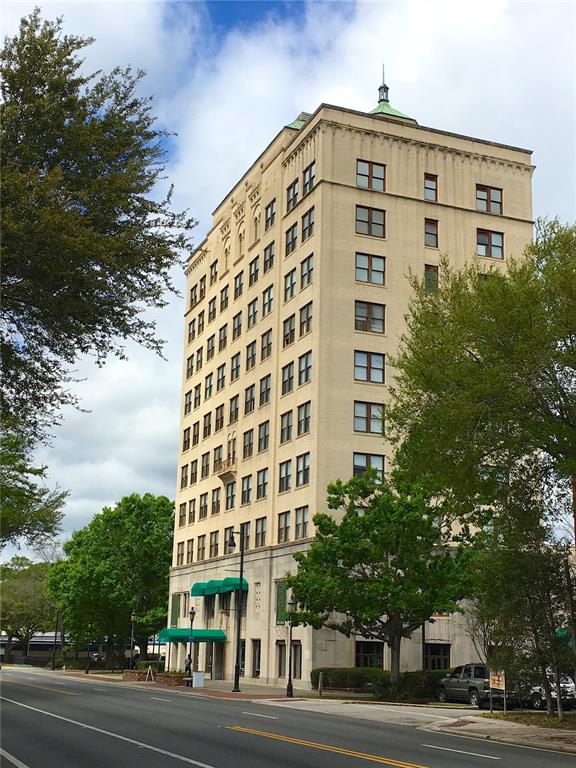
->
xmin=158 ymin=628 xmax=226 ymax=643
xmin=190 ymin=578 xmax=248 ymax=597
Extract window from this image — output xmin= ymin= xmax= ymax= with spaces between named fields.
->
xmin=186 ymin=355 xmax=194 ymax=379
xmin=184 ymin=390 xmax=192 ymax=415
xmin=243 ymin=429 xmax=253 ymax=459
xmin=218 ymin=324 xmax=227 ymax=352
xmin=220 ymin=285 xmax=229 ymax=312
xmin=190 ymin=458 xmax=198 ymax=483
xmin=201 ymin=453 xmax=210 ymax=479
xmin=356 ymin=160 xmax=385 ymax=192
xmin=280 ymin=411 xmax=293 ymax=443
xmin=211 ymin=487 xmax=221 ymax=515
xmin=283 ymin=315 xmax=295 ymax=347
xmin=261 ymin=329 xmax=272 ymax=360
xmin=234 ymin=271 xmax=244 ymax=300
xmin=197 ymin=311 xmax=205 ymax=334
xmin=231 ymin=352 xmax=241 ymax=381
xmin=194 ymin=384 xmax=201 ymax=408
xmin=191 ymin=423 xmax=200 ymax=450
xmin=199 ymin=492 xmax=208 ymax=518
xmin=215 ymin=404 xmax=224 ymax=431
xmin=180 ymin=464 xmax=189 ymax=489
xmin=284 ymin=269 xmax=296 ymax=301
xmin=225 ymin=481 xmax=236 ymax=510
xmin=285 ymin=223 xmax=297 ymax=256
xmin=299 ymin=301 xmax=313 ymax=336
xmin=424 ymin=173 xmax=438 ymax=202
xmin=213 ymin=445 xmax=223 ymax=472
xmin=190 ymin=285 xmax=198 ymax=309
xmin=353 ymin=453 xmax=385 ymax=479
xmin=255 ymin=517 xmax=267 ymax=548
xmin=229 ymin=394 xmax=239 ymax=423
xmin=188 ymin=499 xmax=196 ymax=524
xmin=287 ymin=179 xmax=298 ymax=212
xmin=256 ymin=468 xmax=268 ymax=499
xmin=232 ymin=312 xmax=242 ymax=340
xmin=249 ymin=256 xmax=259 ymax=286
xmin=425 ymin=643 xmax=451 ymax=671
xmin=224 ymin=526 xmax=234 ymax=554
xmin=264 ymin=242 xmax=275 ymax=272
xmin=356 ymin=206 xmax=385 ymax=238
xmin=199 ymin=276 xmax=206 ymax=300
xmin=240 ymin=521 xmax=251 ymax=550
xmin=176 ymin=541 xmax=184 ymax=566
xmin=208 ymin=297 xmax=217 ymax=323
xmin=188 ymin=319 xmax=196 ymax=342
xmin=241 ymin=475 xmax=252 ymax=505
xmin=355 ymin=252 xmax=385 ymax=285
xmin=300 ymin=254 xmax=313 ymax=288
xmin=209 ymin=260 xmax=218 ymax=286
xmin=204 ymin=373 xmax=213 ymax=400
xmin=197 ymin=535 xmax=206 ymax=561
xmin=220 ymin=591 xmax=231 ymax=614
xmin=297 ymin=401 xmax=311 ymax=435
xmin=206 ymin=335 xmax=215 ymax=360
xmin=295 ymin=506 xmax=309 ymax=539
xmin=477 ymin=229 xmax=504 ymax=260
xmin=424 ymin=264 xmax=439 ymax=292
xmin=186 ymin=538 xmax=194 ymax=564
xmin=209 ymin=531 xmax=219 ymax=558
xmin=355 ymin=641 xmax=384 ymax=668
xmin=298 ymin=351 xmax=312 ymax=385
xmin=247 ymin=298 xmax=258 ymax=328
xmin=259 ymin=374 xmax=271 ymax=406
xmin=182 ymin=427 xmax=191 ymax=451
xmin=278 ymin=511 xmax=290 ymax=543
xmin=282 ymin=362 xmax=294 ymax=394
xmin=279 ymin=460 xmax=292 ymax=492
xmin=258 ymin=420 xmax=269 ymax=452
xmin=476 ymin=185 xmax=502 ymax=215
xmin=196 ymin=347 xmax=203 ymax=370
xmin=244 ymin=384 xmax=255 ymax=414
xmin=262 ymin=285 xmax=273 ymax=316
xmin=202 ymin=412 xmax=211 ymax=439
xmin=355 ymin=301 xmax=385 ymax=333
xmin=246 ymin=340 xmax=257 ymax=370
xmin=302 ymin=207 xmax=314 ymax=240
xmin=425 ymin=219 xmax=438 ymax=248
xmin=354 ymin=401 xmax=383 ymax=433
xmin=265 ymin=199 xmax=276 ymax=230
xmin=217 ymin=364 xmax=226 ymax=392
xmin=303 ymin=161 xmax=315 ymax=195
xmin=296 ymin=452 xmax=310 ymax=486
xmin=275 ymin=580 xmax=287 ymax=625
xmin=178 ymin=503 xmax=187 ymax=527
xmin=354 ymin=351 xmax=384 ymax=383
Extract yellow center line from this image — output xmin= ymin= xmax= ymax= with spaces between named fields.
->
xmin=227 ymin=725 xmax=429 ymax=768
xmin=4 ymin=680 xmax=80 ymax=696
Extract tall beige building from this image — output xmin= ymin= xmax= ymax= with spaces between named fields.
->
xmin=164 ymin=80 xmax=533 ymax=687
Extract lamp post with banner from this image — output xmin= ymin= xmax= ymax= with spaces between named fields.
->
xmin=227 ymin=527 xmax=246 ymax=692
xmin=286 ymin=593 xmax=297 ymax=698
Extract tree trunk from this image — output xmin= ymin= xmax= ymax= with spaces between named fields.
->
xmin=5 ymin=633 xmax=14 ymax=663
xmin=563 ymin=556 xmax=576 ymax=685
xmin=389 ymin=636 xmax=402 ymax=687
xmin=136 ymin=633 xmax=149 ymax=662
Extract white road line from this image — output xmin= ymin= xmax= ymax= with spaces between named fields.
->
xmin=0 ymin=747 xmax=31 ymax=768
xmin=1 ymin=696 xmax=216 ymax=768
xmin=241 ymin=711 xmax=279 ymax=720
xmin=150 ymin=697 xmax=172 ymax=702
xmin=422 ymin=744 xmax=501 ymax=760
xmin=355 ymin=705 xmax=452 ymax=720
xmin=93 ymin=688 xmax=108 ymax=692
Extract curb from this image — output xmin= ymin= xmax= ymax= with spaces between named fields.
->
xmin=420 ymin=723 xmax=576 ymax=755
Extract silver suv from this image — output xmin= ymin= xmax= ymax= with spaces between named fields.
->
xmin=437 ymin=663 xmax=493 ymax=707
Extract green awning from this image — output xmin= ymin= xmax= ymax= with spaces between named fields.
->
xmin=190 ymin=582 xmax=207 ymax=596
xmin=219 ymin=577 xmax=248 ymax=594
xmin=158 ymin=628 xmax=226 ymax=643
xmin=190 ymin=578 xmax=248 ymax=596
xmin=204 ymin=579 xmax=222 ymax=596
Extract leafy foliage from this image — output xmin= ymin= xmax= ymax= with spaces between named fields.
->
xmin=1 ymin=11 xmax=196 ymax=440
xmin=288 ymin=472 xmax=469 ymax=682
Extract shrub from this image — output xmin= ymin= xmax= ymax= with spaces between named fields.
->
xmin=310 ymin=667 xmax=390 ymax=691
xmin=373 ymin=668 xmax=452 ymax=702
xmin=137 ymin=660 xmax=159 ymax=672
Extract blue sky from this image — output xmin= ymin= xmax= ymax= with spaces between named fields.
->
xmin=2 ymin=0 xmax=575 ymax=557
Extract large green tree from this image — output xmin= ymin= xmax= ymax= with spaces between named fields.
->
xmin=47 ymin=493 xmax=174 ymax=661
xmin=1 ymin=10 xmax=195 ymax=440
xmin=287 ymin=473 xmax=468 ymax=682
xmin=388 ymin=220 xmax=576 ymax=522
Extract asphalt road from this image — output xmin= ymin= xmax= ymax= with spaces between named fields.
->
xmin=1 ymin=668 xmax=574 ymax=768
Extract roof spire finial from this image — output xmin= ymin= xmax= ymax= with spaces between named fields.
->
xmin=378 ymin=63 xmax=389 ymax=103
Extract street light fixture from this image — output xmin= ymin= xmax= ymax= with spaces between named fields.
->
xmin=286 ymin=593 xmax=297 ymax=698
xmin=189 ymin=606 xmax=196 ymax=673
xmin=227 ymin=527 xmax=246 ymax=692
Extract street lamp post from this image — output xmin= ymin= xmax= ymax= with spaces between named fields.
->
xmin=130 ymin=612 xmax=136 ymax=669
xmin=227 ymin=526 xmax=246 ymax=692
xmin=188 ymin=606 xmax=196 ymax=674
xmin=286 ymin=593 xmax=297 ymax=698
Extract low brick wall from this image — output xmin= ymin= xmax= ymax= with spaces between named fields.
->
xmin=121 ymin=670 xmax=187 ymax=686
xmin=155 ymin=674 xmax=187 ymax=687
xmin=122 ymin=670 xmax=147 ymax=682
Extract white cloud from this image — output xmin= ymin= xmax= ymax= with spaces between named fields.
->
xmin=2 ymin=0 xmax=574 ymax=557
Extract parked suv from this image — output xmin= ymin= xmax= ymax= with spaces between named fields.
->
xmin=437 ymin=663 xmax=493 ymax=707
